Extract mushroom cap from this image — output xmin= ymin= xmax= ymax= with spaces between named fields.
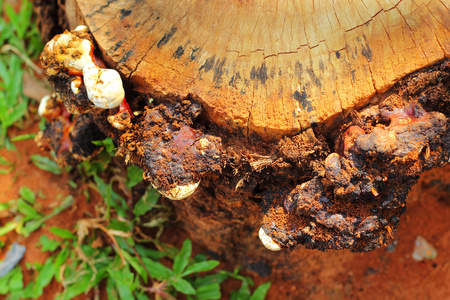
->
xmin=83 ymin=64 xmax=125 ymax=109
xmin=40 ymin=28 xmax=94 ymax=76
xmin=75 ymin=0 xmax=449 ymax=139
xmin=258 ymin=227 xmax=282 ymax=251
xmin=152 ymin=180 xmax=201 ymax=201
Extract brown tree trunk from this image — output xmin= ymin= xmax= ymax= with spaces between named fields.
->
xmin=36 ymin=0 xmax=449 ymax=279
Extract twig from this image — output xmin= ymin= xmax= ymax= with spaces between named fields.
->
xmin=1 ymin=44 xmax=42 ymax=75
xmin=132 ymin=246 xmax=153 ymax=284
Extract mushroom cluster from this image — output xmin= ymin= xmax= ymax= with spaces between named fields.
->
xmin=40 ymin=25 xmax=131 ymax=130
xmin=39 ymin=26 xmax=223 ymax=199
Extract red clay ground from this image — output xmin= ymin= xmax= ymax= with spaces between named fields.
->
xmin=0 ymin=122 xmax=449 ymax=299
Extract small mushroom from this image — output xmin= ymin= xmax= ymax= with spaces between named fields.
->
xmin=258 ymin=227 xmax=282 ymax=251
xmin=38 ymin=94 xmax=53 ymax=117
xmin=83 ymin=63 xmax=125 ymax=109
xmin=151 ymin=180 xmax=201 ymax=201
xmin=70 ymin=76 xmax=83 ymax=94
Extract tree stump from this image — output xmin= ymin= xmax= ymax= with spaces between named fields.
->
xmin=36 ymin=0 xmax=449 ymax=279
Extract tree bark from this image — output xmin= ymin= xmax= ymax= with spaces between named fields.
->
xmin=36 ymin=0 xmax=449 ymax=279
xmin=74 ymin=0 xmax=449 ymax=139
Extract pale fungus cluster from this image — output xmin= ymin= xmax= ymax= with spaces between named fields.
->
xmin=40 ymin=25 xmax=127 ymax=129
xmin=41 ymin=28 xmax=219 ymax=204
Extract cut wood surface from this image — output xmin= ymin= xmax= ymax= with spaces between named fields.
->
xmin=74 ymin=0 xmax=450 ymax=139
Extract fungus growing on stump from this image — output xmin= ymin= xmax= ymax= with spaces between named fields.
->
xmin=39 ymin=25 xmax=132 ymax=130
xmin=36 ymin=93 xmax=106 ymax=166
xmin=37 ymin=0 xmax=449 ymax=276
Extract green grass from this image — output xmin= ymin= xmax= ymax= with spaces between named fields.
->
xmin=0 ymin=0 xmax=43 ymax=148
xmin=0 ymin=187 xmax=74 ymax=238
xmin=0 ymin=1 xmax=272 ymax=299
xmin=0 ymin=164 xmax=271 ymax=299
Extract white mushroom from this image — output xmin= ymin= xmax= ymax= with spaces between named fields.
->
xmin=41 ymin=27 xmax=129 ymax=120
xmin=38 ymin=94 xmax=52 ymax=117
xmin=258 ymin=227 xmax=282 ymax=251
xmin=83 ymin=63 xmax=125 ymax=109
xmin=69 ymin=39 xmax=95 ymax=71
xmin=74 ymin=25 xmax=88 ymax=32
xmin=43 ymin=33 xmax=95 ymax=76
xmin=152 ymin=180 xmax=201 ymax=200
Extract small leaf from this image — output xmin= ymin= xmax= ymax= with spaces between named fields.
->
xmin=194 ymin=273 xmax=230 ymax=287
xmin=7 ymin=101 xmax=28 ymax=126
xmin=8 ymin=266 xmax=24 ymax=292
xmin=122 ymin=250 xmax=147 ymax=283
xmin=231 ymin=280 xmax=251 ymax=300
xmin=31 ymin=257 xmax=55 ymax=298
xmin=30 ymin=155 xmax=62 ymax=175
xmin=181 ymin=260 xmax=220 ymax=277
xmin=38 ymin=235 xmax=62 ymax=252
xmin=108 ymin=267 xmax=135 ymax=299
xmin=134 ymin=244 xmax=167 ymax=260
xmin=17 ymin=199 xmax=40 ymax=218
xmin=10 ymin=133 xmax=36 ymax=142
xmin=109 ymin=219 xmax=132 ymax=233
xmin=92 ymin=137 xmax=115 ymax=152
xmin=195 ymin=283 xmax=221 ymax=300
xmin=133 ymin=189 xmax=160 ymax=218
xmin=0 ymin=266 xmax=23 ymax=294
xmin=249 ymin=282 xmax=272 ymax=300
xmin=57 ymin=271 xmax=93 ymax=300
xmin=0 ymin=202 xmax=11 ymax=212
xmin=142 ymin=258 xmax=173 ymax=280
xmin=53 ymin=247 xmax=70 ymax=283
xmin=0 ymin=168 xmax=11 ymax=174
xmin=106 ymin=277 xmax=120 ymax=300
xmin=0 ymin=221 xmax=17 ymax=237
xmin=0 ymin=154 xmax=8 ymax=165
xmin=19 ymin=186 xmax=35 ymax=204
xmin=50 ymin=227 xmax=76 ymax=239
xmin=173 ymin=239 xmax=192 ymax=275
xmin=171 ymin=277 xmax=196 ymax=295
xmin=126 ymin=165 xmax=144 ymax=188
xmin=20 ymin=197 xmax=74 ymax=237
xmin=68 ymin=180 xmax=77 ymax=188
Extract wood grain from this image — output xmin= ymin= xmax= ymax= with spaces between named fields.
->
xmin=75 ymin=0 xmax=450 ymax=139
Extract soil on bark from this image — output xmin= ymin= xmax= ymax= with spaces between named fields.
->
xmin=0 ymin=122 xmax=448 ymax=299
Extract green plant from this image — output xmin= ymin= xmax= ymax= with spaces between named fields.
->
xmin=0 ymin=153 xmax=12 ymax=174
xmin=0 ymin=0 xmax=44 ymax=148
xmin=1 ymin=227 xmax=271 ymax=300
xmin=30 ymin=154 xmax=65 ymax=175
xmin=0 ymin=54 xmax=28 ymax=148
xmin=1 ymin=160 xmax=272 ymax=299
xmin=0 ymin=186 xmax=73 ymax=237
